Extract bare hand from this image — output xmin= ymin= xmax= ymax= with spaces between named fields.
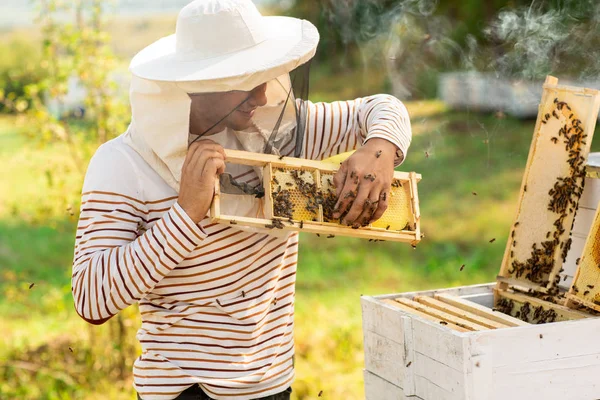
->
xmin=331 ymin=138 xmax=398 ymax=227
xmin=178 ymin=139 xmax=226 ymax=223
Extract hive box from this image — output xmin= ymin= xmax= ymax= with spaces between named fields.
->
xmin=361 ymin=281 xmax=600 ymax=400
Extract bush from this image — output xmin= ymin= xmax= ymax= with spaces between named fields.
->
xmin=0 ymin=35 xmax=46 ymax=113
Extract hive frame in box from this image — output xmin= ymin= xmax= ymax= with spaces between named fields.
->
xmin=565 ymin=203 xmax=600 ymax=311
xmin=495 ymin=76 xmax=600 ymax=294
xmin=210 ymin=149 xmax=422 ymax=244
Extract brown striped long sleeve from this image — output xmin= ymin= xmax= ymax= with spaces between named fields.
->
xmin=72 ymin=144 xmax=207 ymax=324
xmin=301 ymin=94 xmax=412 ymax=164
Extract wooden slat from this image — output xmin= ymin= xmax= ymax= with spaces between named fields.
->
xmin=209 ymin=178 xmax=221 ymax=219
xmin=262 ymin=164 xmax=273 ymax=220
xmin=434 ymin=293 xmax=529 ymax=327
xmin=211 ymin=214 xmax=418 ymax=242
xmin=409 ymin=171 xmax=421 ymax=240
xmin=225 ymin=149 xmax=421 ymax=180
xmin=414 ymin=296 xmax=508 ymax=329
xmin=496 ymin=276 xmax=549 ymax=293
xmin=380 ymin=299 xmax=469 ymax=333
xmin=393 ymin=298 xmax=490 ymax=331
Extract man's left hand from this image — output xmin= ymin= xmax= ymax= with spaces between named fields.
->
xmin=332 ymin=138 xmax=399 ymax=227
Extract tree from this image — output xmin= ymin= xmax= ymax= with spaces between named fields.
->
xmin=16 ymin=0 xmax=129 ymax=170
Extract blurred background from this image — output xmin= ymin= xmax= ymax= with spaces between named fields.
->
xmin=2 ymin=0 xmax=600 ymax=399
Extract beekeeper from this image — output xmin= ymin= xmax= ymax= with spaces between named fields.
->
xmin=71 ymin=0 xmax=412 ymax=399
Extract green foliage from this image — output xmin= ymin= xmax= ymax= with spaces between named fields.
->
xmin=4 ymin=0 xmax=129 ymax=174
xmin=0 ymin=35 xmax=46 ymax=114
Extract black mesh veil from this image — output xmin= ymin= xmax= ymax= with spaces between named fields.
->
xmin=264 ymin=60 xmax=311 ymax=158
xmin=188 ymin=61 xmax=311 ymax=197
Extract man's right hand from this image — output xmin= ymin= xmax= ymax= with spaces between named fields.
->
xmin=178 ymin=139 xmax=226 ymax=224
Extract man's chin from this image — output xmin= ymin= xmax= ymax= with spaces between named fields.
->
xmin=228 ymin=121 xmax=254 ymax=131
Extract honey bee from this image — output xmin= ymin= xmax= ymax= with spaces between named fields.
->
xmin=364 ymin=174 xmax=376 ymax=182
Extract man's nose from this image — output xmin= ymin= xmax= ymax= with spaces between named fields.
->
xmin=248 ymin=83 xmax=268 ymax=107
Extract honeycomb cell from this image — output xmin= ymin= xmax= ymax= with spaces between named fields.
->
xmin=371 ymin=179 xmax=413 ymax=231
xmin=271 ymin=167 xmax=319 ymax=222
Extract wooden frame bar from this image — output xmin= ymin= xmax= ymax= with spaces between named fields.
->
xmin=434 ymin=293 xmax=528 ymax=327
xmin=414 ymin=296 xmax=509 ymax=329
xmin=393 ymin=298 xmax=490 ymax=331
xmin=380 ymin=299 xmax=470 ymax=333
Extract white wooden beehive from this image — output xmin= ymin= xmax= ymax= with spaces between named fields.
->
xmin=361 ymin=283 xmax=600 ymax=400
xmin=361 ymin=77 xmax=600 ymax=400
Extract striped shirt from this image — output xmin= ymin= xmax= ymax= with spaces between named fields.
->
xmin=72 ymin=95 xmax=411 ymax=400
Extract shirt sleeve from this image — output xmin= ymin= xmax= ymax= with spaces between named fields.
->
xmin=301 ymin=94 xmax=412 ymax=165
xmin=71 ymin=142 xmax=207 ymax=325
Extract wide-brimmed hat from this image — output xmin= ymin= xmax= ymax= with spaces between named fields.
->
xmin=129 ymin=0 xmax=319 ymax=92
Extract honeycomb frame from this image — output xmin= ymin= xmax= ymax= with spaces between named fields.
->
xmin=210 ymin=149 xmax=422 ymax=244
xmin=495 ymin=76 xmax=600 ymax=295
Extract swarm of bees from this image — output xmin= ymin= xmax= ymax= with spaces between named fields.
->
xmin=269 ymin=167 xmax=408 ymax=234
xmin=272 ymin=187 xmax=294 ymax=219
xmin=497 ymin=297 xmax=560 ymax=324
xmin=494 ymin=298 xmax=515 ymax=315
xmin=321 ymin=175 xmax=339 ymax=222
xmin=508 ymin=98 xmax=587 ymax=292
xmin=264 ymin=218 xmax=285 ymax=229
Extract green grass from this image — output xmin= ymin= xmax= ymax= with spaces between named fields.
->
xmin=3 ymin=109 xmax=600 ymax=399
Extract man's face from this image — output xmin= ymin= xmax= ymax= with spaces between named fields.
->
xmin=190 ymin=83 xmax=268 ymax=134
